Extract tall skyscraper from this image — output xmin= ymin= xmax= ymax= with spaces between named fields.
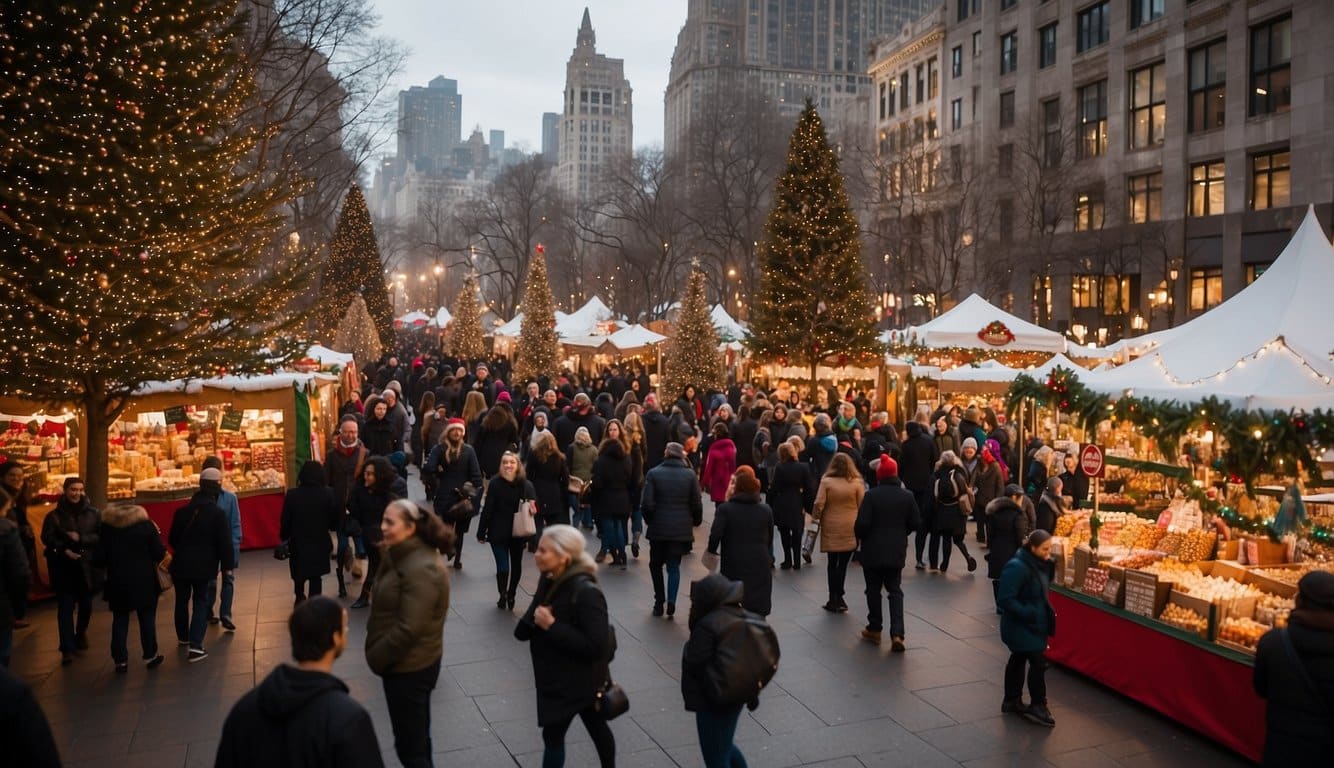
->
xmin=557 ymin=8 xmax=633 ymax=201
xmin=664 ymin=0 xmax=931 ymax=159
xmin=541 ymin=112 xmax=561 ymax=163
xmin=397 ymin=76 xmax=462 ymax=175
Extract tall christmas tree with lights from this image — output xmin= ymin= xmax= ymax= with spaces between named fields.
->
xmin=318 ymin=184 xmax=393 ymax=347
xmin=333 ymin=295 xmax=383 ymax=367
xmin=0 ymin=1 xmax=310 ymax=507
xmin=449 ymin=272 xmax=486 ymax=362
xmin=749 ymin=101 xmax=881 ymax=390
xmin=513 ymin=245 xmax=561 ymax=384
xmin=662 ymin=263 xmax=723 ymax=398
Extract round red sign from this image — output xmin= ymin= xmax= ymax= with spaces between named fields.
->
xmin=1080 ymin=444 xmax=1104 ymax=478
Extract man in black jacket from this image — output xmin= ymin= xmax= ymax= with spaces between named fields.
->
xmin=730 ymin=406 xmax=760 ymax=473
xmin=554 ymin=393 xmax=605 ymax=450
xmin=641 ymin=396 xmax=672 ymax=471
xmin=899 ymin=420 xmax=939 ymax=570
xmin=641 ymin=443 xmax=704 ymax=618
xmin=216 ymin=597 xmax=383 ymax=768
xmin=854 ymin=458 xmax=920 ymax=652
xmin=168 ymin=468 xmax=236 ymax=662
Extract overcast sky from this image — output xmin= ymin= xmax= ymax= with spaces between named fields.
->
xmin=369 ymin=1 xmax=687 ymax=154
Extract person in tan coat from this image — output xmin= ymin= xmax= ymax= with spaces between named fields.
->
xmin=812 ymin=453 xmax=865 ymax=613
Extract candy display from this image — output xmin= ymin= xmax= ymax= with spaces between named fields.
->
xmin=1217 ymin=617 xmax=1267 ymax=649
xmin=1254 ymin=595 xmax=1294 ymax=628
xmin=1159 ymin=603 xmax=1209 ymax=638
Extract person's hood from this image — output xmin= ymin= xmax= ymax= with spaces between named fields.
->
xmin=297 ymin=461 xmax=327 ymax=487
xmin=257 ymin=664 xmax=348 ymax=720
xmin=102 ymin=504 xmax=150 ymax=528
xmin=818 ymin=434 xmax=837 ymax=454
xmin=600 ymin=440 xmax=626 ymax=459
xmin=688 ymin=573 xmax=743 ymax=628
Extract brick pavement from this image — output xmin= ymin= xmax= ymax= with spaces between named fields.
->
xmin=9 ymin=481 xmax=1255 ymax=767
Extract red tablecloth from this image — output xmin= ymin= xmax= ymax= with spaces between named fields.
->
xmin=1048 ymin=589 xmax=1263 ymax=763
xmin=141 ymin=491 xmax=285 ymax=551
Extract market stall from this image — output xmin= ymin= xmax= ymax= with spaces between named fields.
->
xmin=0 ymin=406 xmax=82 ymax=595
xmin=888 ymin=293 xmax=1067 ymax=369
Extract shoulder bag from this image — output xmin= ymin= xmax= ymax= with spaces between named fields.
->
xmin=512 ymin=494 xmax=538 ymax=538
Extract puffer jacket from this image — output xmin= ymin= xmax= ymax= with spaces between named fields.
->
xmin=365 ymin=535 xmax=449 ymax=676
xmin=997 ymin=548 xmax=1056 ymax=654
xmin=682 ymin=573 xmax=749 ymax=712
xmin=641 ymin=457 xmax=703 ymax=543
xmin=92 ymin=504 xmax=164 ymax=613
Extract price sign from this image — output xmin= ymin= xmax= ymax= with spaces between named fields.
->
xmin=1082 ymin=567 xmax=1109 ymax=597
xmin=1101 ymin=579 xmax=1122 ymax=606
xmin=1123 ymin=569 xmax=1160 ymax=618
xmin=163 ymin=405 xmax=187 ymax=425
xmin=1080 ymin=443 xmax=1105 ymax=478
xmin=219 ymin=410 xmax=243 ymax=432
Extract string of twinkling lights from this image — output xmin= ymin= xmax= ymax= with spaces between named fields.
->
xmin=513 ymin=244 xmax=560 ymax=384
xmin=319 ymin=183 xmax=393 ymax=347
xmin=662 ymin=262 xmax=723 ymax=397
xmin=449 ymin=272 xmax=486 ymax=361
xmin=1148 ymin=335 xmax=1334 ymax=388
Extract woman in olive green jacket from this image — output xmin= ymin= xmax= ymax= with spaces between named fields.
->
xmin=366 ymin=499 xmax=453 ymax=768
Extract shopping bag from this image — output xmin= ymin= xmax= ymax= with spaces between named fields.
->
xmin=801 ymin=522 xmax=820 ymax=559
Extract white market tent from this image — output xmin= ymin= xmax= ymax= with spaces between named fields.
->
xmin=1083 ymin=206 xmax=1334 ymax=410
xmin=302 ymin=345 xmax=354 ymax=368
xmin=711 ymin=305 xmax=747 ymax=342
xmin=556 ymin=296 xmax=617 ymax=338
xmin=427 ymin=307 xmax=453 ymax=328
xmin=493 ymin=313 xmax=524 ymax=337
xmin=609 ymin=324 xmax=667 ymax=352
xmin=135 ymin=372 xmax=340 ymax=397
xmin=393 ymin=311 xmax=430 ymax=329
xmin=1028 ymin=353 xmax=1091 ymax=380
xmin=939 ymin=359 xmax=1023 ymax=386
xmin=889 ymin=293 xmax=1067 ymax=354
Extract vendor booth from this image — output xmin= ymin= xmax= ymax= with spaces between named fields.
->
xmin=889 ymin=293 xmax=1067 ymax=366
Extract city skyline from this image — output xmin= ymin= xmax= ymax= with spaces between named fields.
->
xmin=371 ymin=1 xmax=684 ymax=151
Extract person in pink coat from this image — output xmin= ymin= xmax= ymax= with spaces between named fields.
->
xmin=701 ymin=423 xmax=737 ymax=503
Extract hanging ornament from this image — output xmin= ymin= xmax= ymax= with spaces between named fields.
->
xmin=66 ymin=254 xmax=77 ymax=266
xmin=97 ymin=273 xmax=110 ymax=290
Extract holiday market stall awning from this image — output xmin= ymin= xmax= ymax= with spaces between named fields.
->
xmin=939 ymin=359 xmax=1023 ymax=385
xmin=1083 ymin=206 xmax=1334 ymax=410
xmin=428 ymin=307 xmax=453 ymax=328
xmin=608 ymin=324 xmax=667 ymax=352
xmin=556 ymin=296 xmax=618 ymax=338
xmin=889 ymin=294 xmax=1067 ymax=354
xmin=1028 ymin=353 xmax=1091 ymax=381
xmin=394 ymin=311 xmax=430 ymax=329
xmin=711 ymin=305 xmax=747 ymax=342
xmin=1085 ymin=326 xmax=1180 ymax=363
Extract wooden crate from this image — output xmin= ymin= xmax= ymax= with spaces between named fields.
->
xmin=1247 ymin=564 xmax=1304 ymax=599
xmin=1169 ymin=590 xmax=1218 ymax=640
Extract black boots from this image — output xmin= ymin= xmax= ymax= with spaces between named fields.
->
xmin=350 ymin=588 xmax=370 ymax=609
xmin=496 ymin=573 xmax=509 ymax=609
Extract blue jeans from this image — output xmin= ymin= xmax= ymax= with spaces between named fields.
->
xmin=56 ymin=591 xmax=93 ymax=653
xmin=599 ymin=516 xmax=626 ymax=556
xmin=569 ymin=492 xmax=592 ymax=528
xmin=173 ymin=578 xmax=211 ymax=650
xmin=631 ymin=506 xmax=644 ymax=539
xmin=206 ymin=567 xmax=235 ymax=621
xmin=337 ymin=530 xmax=367 ymax=559
xmin=111 ymin=605 xmax=159 ymax=664
xmin=650 ymin=541 xmax=684 ymax=604
xmin=696 ymin=706 xmax=747 ymax=768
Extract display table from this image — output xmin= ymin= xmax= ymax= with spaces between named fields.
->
xmin=141 ymin=490 xmax=285 ymax=551
xmin=1048 ymin=588 xmax=1263 ymax=762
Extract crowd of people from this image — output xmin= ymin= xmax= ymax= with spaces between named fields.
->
xmin=0 ymin=348 xmax=1331 ymax=767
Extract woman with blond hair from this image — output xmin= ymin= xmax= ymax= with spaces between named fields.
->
xmin=461 ymin=390 xmax=488 ymax=443
xmin=515 ymin=524 xmax=616 ymax=767
xmin=477 ymin=452 xmax=537 ymax=610
xmin=622 ymin=411 xmax=648 ymax=557
xmin=812 ymin=453 xmax=865 ymax=612
xmin=931 ymin=450 xmax=977 ymax=573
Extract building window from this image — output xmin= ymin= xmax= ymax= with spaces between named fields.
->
xmin=999 ymin=90 xmax=1015 ymax=128
xmin=1188 ymin=40 xmax=1227 ymax=133
xmin=916 ymin=64 xmax=925 ymax=104
xmin=952 ymin=46 xmax=963 ymax=78
xmin=1245 ymin=262 xmax=1271 ymax=284
xmin=900 ymin=73 xmax=909 ymax=110
xmin=887 ymin=79 xmax=896 ymax=116
xmin=1250 ymin=149 xmax=1291 ymax=210
xmin=1250 ymin=15 xmax=1291 ymax=116
xmin=973 ymin=30 xmax=982 ymax=56
xmin=1000 ymin=32 xmax=1018 ymax=75
xmin=1032 ymin=276 xmax=1052 ymax=322
xmin=1129 ymin=62 xmax=1166 ymax=149
xmin=951 ymin=98 xmax=963 ymax=130
xmin=958 ymin=0 xmax=971 ymax=22
xmin=1077 ymin=2 xmax=1110 ymax=53
xmin=1040 ymin=23 xmax=1057 ymax=69
xmin=1001 ymin=0 xmax=1017 ymax=9
xmin=928 ymin=57 xmax=939 ymax=99
xmin=1102 ymin=275 xmax=1134 ymax=315
xmin=878 ymin=83 xmax=887 ymax=121
xmin=1189 ymin=267 xmax=1223 ymax=311
xmin=1077 ymin=80 xmax=1107 ymax=158
xmin=1189 ymin=160 xmax=1226 ymax=216
xmin=1127 ymin=172 xmax=1162 ymax=223
xmin=1042 ymin=98 xmax=1062 ymax=167
xmin=1071 ymin=275 xmax=1098 ymax=308
xmin=1130 ymin=0 xmax=1164 ymax=30
xmin=928 ymin=109 xmax=939 ymax=139
xmin=1074 ymin=189 xmax=1105 ymax=231
xmin=998 ymin=144 xmax=1013 ymax=176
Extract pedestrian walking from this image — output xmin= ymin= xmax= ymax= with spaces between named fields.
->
xmin=0 ymin=488 xmax=29 ymax=667
xmin=425 ymin=418 xmax=483 ymax=569
xmin=515 ymin=524 xmax=616 ymax=768
xmin=1253 ymin=571 xmax=1334 ymax=767
xmin=327 ymin=417 xmax=369 ymax=598
xmin=682 ymin=573 xmax=759 ymax=768
xmin=812 ymin=453 xmax=865 ymax=613
xmin=706 ymin=467 xmax=774 ymax=617
xmin=366 ymin=500 xmax=453 ymax=768
xmin=768 ymin=442 xmax=814 ymax=570
xmin=41 ymin=477 xmax=100 ymax=665
xmin=590 ymin=431 xmax=633 ymax=567
xmin=348 ymin=456 xmax=400 ymax=609
xmin=1 ymin=462 xmax=38 ymax=602
xmin=930 ymin=451 xmax=977 ymax=573
xmin=168 ymin=468 xmax=235 ymax=663
xmin=641 ymin=442 xmax=703 ymax=618
xmin=997 ymin=529 xmax=1058 ymax=727
xmin=899 ymin=421 xmax=938 ymax=571
xmin=701 ymin=423 xmax=737 ymax=504
xmin=623 ymin=410 xmax=648 ymax=558
xmin=279 ymin=461 xmax=340 ymax=604
xmin=201 ymin=456 xmax=241 ymax=632
xmin=92 ymin=504 xmax=165 ymax=673
xmin=477 ymin=452 xmax=537 ymax=610
xmin=526 ymin=431 xmax=571 ymax=532
xmin=985 ymin=486 xmax=1032 ymax=612
xmin=0 ymin=666 xmax=61 ymax=768
xmin=567 ymin=427 xmax=597 ymax=529
xmin=216 ymin=596 xmax=384 ymax=767
xmin=854 ymin=458 xmax=920 ymax=652
xmin=1035 ymin=476 xmax=1065 ymax=535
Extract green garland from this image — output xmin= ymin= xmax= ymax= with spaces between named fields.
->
xmin=1217 ymin=504 xmax=1334 ymax=545
xmin=1006 ymin=367 xmax=1334 ymax=489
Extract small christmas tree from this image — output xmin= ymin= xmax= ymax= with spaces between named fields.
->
xmin=318 ymin=184 xmax=393 ymax=347
xmin=513 ymin=245 xmax=561 ymax=384
xmin=449 ymin=272 xmax=486 ymax=361
xmin=749 ymin=101 xmax=881 ymax=389
xmin=332 ymin=295 xmax=383 ymax=367
xmin=662 ymin=265 xmax=723 ymax=398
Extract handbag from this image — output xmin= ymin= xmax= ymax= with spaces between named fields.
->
xmin=594 ymin=679 xmax=630 ymax=720
xmin=512 ymin=499 xmax=538 ymax=538
xmin=156 ymin=553 xmax=174 ymax=592
xmin=567 ymin=475 xmax=585 ymax=495
xmin=800 ymin=521 xmax=820 ymax=559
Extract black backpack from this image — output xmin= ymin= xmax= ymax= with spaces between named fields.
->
xmin=934 ymin=470 xmax=960 ymax=505
xmin=706 ymin=610 xmax=781 ymax=707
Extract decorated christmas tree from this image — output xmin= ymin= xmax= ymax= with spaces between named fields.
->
xmin=332 ymin=295 xmax=383 ymax=367
xmin=318 ymin=184 xmax=393 ymax=347
xmin=513 ymin=244 xmax=561 ymax=384
xmin=0 ymin=1 xmax=310 ymax=507
xmin=449 ymin=272 xmax=486 ymax=361
xmin=748 ymin=101 xmax=882 ymax=389
xmin=662 ymin=264 xmax=723 ymax=398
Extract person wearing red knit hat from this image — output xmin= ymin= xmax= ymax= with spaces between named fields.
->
xmin=424 ymin=418 xmax=482 ymax=570
xmin=854 ymin=453 xmax=921 ymax=652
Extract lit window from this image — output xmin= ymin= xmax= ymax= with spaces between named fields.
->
xmin=1250 ymin=149 xmax=1290 ymax=210
xmin=1129 ymin=62 xmax=1166 ymax=149
xmin=1127 ymin=172 xmax=1163 ymax=223
xmin=1189 ymin=267 xmax=1223 ymax=311
xmin=1189 ymin=160 xmax=1225 ymax=216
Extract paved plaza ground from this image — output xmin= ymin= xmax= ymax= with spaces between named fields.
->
xmin=9 ymin=483 xmax=1257 ymax=767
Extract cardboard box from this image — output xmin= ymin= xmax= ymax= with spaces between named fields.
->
xmin=1210 ymin=560 xmax=1251 ymax=584
xmin=1247 ymin=564 xmax=1304 ymax=599
xmin=1216 ymin=595 xmax=1259 ymax=625
xmin=1169 ymin=589 xmax=1218 ymax=640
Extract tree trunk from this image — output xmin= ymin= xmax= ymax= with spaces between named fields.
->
xmin=809 ymin=352 xmax=819 ymax=403
xmin=82 ymin=395 xmax=114 ymax=510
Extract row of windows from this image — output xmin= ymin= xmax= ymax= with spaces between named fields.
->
xmin=1061 ymin=261 xmax=1266 ymax=317
xmin=878 ymin=57 xmax=938 ymax=120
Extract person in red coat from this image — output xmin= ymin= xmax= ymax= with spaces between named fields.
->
xmin=701 ymin=423 xmax=737 ymax=503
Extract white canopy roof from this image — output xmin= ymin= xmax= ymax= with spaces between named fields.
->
xmin=428 ymin=307 xmax=453 ymax=328
xmin=1084 ymin=206 xmax=1334 ymax=410
xmin=493 ymin=313 xmax=524 ymax=337
xmin=1087 ymin=327 xmax=1180 ymax=361
xmin=711 ymin=305 xmax=747 ymax=342
xmin=609 ymin=324 xmax=666 ymax=350
xmin=556 ymin=296 xmax=617 ymax=338
xmin=939 ymin=359 xmax=1023 ymax=385
xmin=136 ymin=372 xmax=339 ymax=396
xmin=394 ymin=311 xmax=430 ymax=328
xmin=303 ymin=345 xmax=354 ymax=367
xmin=1027 ymin=353 xmax=1090 ymax=380
xmin=889 ymin=294 xmax=1067 ymax=353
